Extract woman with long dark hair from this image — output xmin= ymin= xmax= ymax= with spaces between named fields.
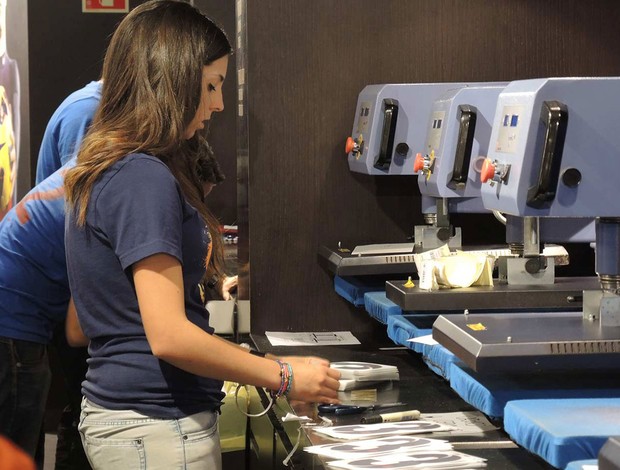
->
xmin=64 ymin=2 xmax=340 ymax=468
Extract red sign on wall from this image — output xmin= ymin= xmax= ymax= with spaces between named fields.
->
xmin=82 ymin=0 xmax=129 ymax=13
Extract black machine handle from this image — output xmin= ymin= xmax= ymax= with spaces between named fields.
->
xmin=449 ymin=105 xmax=477 ymax=188
xmin=526 ymin=100 xmax=568 ymax=208
xmin=373 ymin=98 xmax=399 ymax=171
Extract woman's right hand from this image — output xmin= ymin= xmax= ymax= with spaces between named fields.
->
xmin=284 ymin=358 xmax=341 ymax=404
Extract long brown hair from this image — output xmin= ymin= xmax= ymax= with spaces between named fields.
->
xmin=65 ymin=0 xmax=232 ymax=281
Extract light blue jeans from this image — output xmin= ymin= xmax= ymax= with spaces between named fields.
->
xmin=79 ymin=398 xmax=221 ymax=470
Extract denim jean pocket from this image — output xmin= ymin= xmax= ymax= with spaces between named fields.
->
xmin=83 ymin=435 xmax=146 ymax=470
xmin=12 ymin=340 xmax=47 ymax=367
xmin=182 ymin=414 xmax=220 ymax=469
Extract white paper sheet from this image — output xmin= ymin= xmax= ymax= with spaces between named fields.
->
xmin=326 ymin=451 xmax=487 ymax=469
xmin=304 ymin=435 xmax=452 ymax=459
xmin=407 ymin=334 xmax=438 ymax=346
xmin=421 ymin=411 xmax=500 ymax=435
xmin=313 ymin=420 xmax=456 ymax=440
xmin=265 ymin=331 xmax=361 ymax=346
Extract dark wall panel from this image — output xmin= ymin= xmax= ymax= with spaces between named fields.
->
xmin=247 ymin=1 xmax=620 ymax=335
xmin=28 ymin=0 xmax=143 ymax=182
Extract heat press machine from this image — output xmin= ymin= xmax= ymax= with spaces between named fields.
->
xmin=410 ymin=84 xmax=506 ymax=250
xmin=386 ymin=82 xmax=597 ymax=312
xmin=345 ymin=83 xmax=472 ymax=176
xmin=433 ymin=77 xmax=620 ymax=373
xmin=320 ymin=82 xmax=487 ymax=276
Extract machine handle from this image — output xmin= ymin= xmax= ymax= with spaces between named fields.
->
xmin=373 ymin=98 xmax=399 ymax=171
xmin=526 ymin=100 xmax=568 ymax=208
xmin=449 ymin=105 xmax=477 ymax=188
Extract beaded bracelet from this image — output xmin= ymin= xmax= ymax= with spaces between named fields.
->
xmin=270 ymin=359 xmax=294 ymax=399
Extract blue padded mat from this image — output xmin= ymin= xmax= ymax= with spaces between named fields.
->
xmin=449 ymin=365 xmax=620 ymax=419
xmin=387 ymin=314 xmax=432 ymax=353
xmin=424 ymin=343 xmax=460 ymax=380
xmin=333 ymin=276 xmax=385 ymax=307
xmin=363 ymin=291 xmax=402 ymax=324
xmin=565 ymin=460 xmax=598 ymax=470
xmin=504 ymin=398 xmax=620 ymax=469
xmin=386 ymin=314 xmax=461 ymax=380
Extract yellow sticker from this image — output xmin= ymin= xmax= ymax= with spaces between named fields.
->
xmin=425 ymin=149 xmax=435 ymax=181
xmin=467 ymin=323 xmax=487 ymax=331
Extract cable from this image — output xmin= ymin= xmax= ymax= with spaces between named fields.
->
xmin=492 ymin=210 xmax=507 ymax=225
xmin=234 ymin=383 xmax=274 ymax=418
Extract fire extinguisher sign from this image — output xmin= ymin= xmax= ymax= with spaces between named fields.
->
xmin=82 ymin=0 xmax=129 ymax=13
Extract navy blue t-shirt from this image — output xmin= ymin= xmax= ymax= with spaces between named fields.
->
xmin=65 ymin=153 xmax=224 ymax=418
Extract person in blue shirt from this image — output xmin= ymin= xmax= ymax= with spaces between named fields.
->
xmin=0 ymin=141 xmax=230 ymax=469
xmin=64 ymin=2 xmax=340 ymax=469
xmin=35 ymin=81 xmax=102 ymax=184
xmin=0 ymin=162 xmax=71 ymax=467
xmin=33 ymin=79 xmax=101 ymax=470
xmin=35 ymin=77 xmax=226 ymax=470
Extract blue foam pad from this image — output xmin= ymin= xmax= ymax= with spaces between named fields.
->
xmin=363 ymin=291 xmax=402 ymax=324
xmin=449 ymin=365 xmax=620 ymax=419
xmin=565 ymin=460 xmax=598 ymax=470
xmin=385 ymin=314 xmax=460 ymax=379
xmin=333 ymin=276 xmax=384 ymax=307
xmin=504 ymin=398 xmax=620 ymax=469
xmin=424 ymin=343 xmax=460 ymax=380
xmin=387 ymin=314 xmax=433 ymax=353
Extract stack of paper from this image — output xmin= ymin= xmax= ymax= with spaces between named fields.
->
xmin=305 ymin=436 xmax=452 ymax=459
xmin=308 ymin=413 xmax=490 ymax=469
xmin=313 ymin=420 xmax=455 ymax=440
xmin=330 ymin=361 xmax=399 ymax=391
xmin=326 ymin=451 xmax=486 ymax=469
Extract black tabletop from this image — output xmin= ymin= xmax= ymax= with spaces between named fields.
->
xmin=250 ymin=333 xmax=554 ymax=469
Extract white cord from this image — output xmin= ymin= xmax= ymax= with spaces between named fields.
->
xmin=282 ymin=426 xmax=303 ymax=467
xmin=233 ymin=383 xmax=303 ymax=466
xmin=492 ymin=210 xmax=507 ymax=225
xmin=234 ymin=383 xmax=274 ymax=418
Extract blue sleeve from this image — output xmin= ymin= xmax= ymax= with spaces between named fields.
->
xmin=94 ymin=157 xmax=185 ymax=270
xmin=35 ymin=97 xmax=99 ymax=184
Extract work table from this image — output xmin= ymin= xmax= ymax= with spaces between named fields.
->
xmin=247 ymin=333 xmax=555 ymax=469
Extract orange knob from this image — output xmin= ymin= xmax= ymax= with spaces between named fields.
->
xmin=413 ymin=153 xmax=425 ymax=173
xmin=345 ymin=137 xmax=356 ymax=154
xmin=480 ymin=159 xmax=496 ymax=183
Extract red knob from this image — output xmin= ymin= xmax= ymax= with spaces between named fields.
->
xmin=480 ymin=159 xmax=496 ymax=183
xmin=413 ymin=153 xmax=425 ymax=173
xmin=345 ymin=137 xmax=356 ymax=154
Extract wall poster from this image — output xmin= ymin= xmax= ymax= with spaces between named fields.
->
xmin=0 ymin=0 xmax=28 ymax=220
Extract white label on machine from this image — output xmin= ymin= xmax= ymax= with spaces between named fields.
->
xmin=356 ymin=100 xmax=372 ymax=135
xmin=426 ymin=110 xmax=445 ymax=153
xmin=495 ymin=105 xmax=523 ymax=154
